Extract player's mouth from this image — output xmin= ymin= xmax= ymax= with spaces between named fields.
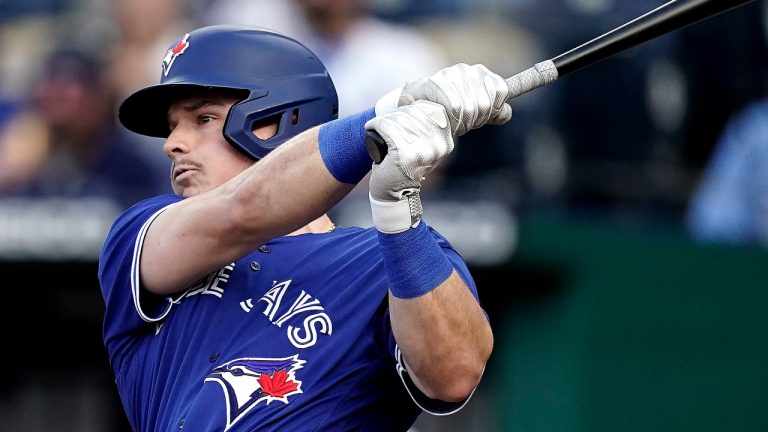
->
xmin=174 ymin=167 xmax=194 ymax=181
xmin=173 ymin=162 xmax=201 ymax=182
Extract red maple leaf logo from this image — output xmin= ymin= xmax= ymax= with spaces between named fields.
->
xmin=258 ymin=369 xmax=299 ymax=398
xmin=171 ymin=39 xmax=188 ymax=55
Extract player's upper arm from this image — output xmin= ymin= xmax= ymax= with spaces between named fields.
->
xmin=138 ymin=184 xmax=262 ymax=295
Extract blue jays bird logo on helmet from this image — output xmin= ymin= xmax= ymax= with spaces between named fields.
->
xmin=162 ymin=33 xmax=190 ymax=76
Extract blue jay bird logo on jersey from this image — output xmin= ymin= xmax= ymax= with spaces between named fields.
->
xmin=206 ymin=355 xmax=305 ymax=430
xmin=162 ymin=33 xmax=190 ymax=76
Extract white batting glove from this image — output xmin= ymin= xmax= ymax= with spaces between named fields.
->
xmin=375 ymin=63 xmax=512 ymax=137
xmin=365 ymin=100 xmax=454 ymax=234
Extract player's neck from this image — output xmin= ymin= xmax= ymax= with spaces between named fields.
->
xmin=287 ymin=214 xmax=335 ymax=236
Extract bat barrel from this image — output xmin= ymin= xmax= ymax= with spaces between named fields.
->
xmin=553 ymin=0 xmax=755 ymax=76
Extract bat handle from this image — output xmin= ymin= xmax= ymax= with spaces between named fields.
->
xmin=365 ymin=130 xmax=387 ymax=164
xmin=505 ymin=60 xmax=560 ymax=100
xmin=365 ymin=60 xmax=560 ymax=164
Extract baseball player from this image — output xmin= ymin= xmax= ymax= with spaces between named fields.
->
xmin=98 ymin=25 xmax=512 ymax=431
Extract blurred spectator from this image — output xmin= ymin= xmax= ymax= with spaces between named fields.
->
xmin=674 ymin=0 xmax=768 ymax=172
xmin=102 ymin=0 xmax=195 ymax=103
xmin=0 ymin=13 xmax=60 ymax=125
xmin=201 ymin=0 xmax=448 ymax=116
xmin=0 ymin=48 xmax=168 ymax=209
xmin=683 ymin=1 xmax=768 ymax=246
xmin=68 ymin=0 xmax=197 ymax=188
xmin=686 ymin=97 xmax=768 ymax=246
xmin=482 ymin=0 xmax=768 ymax=221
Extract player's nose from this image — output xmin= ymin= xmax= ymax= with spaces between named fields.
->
xmin=163 ymin=125 xmax=191 ymax=158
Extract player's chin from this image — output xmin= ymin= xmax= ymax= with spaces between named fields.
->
xmin=180 ymin=187 xmax=204 ymax=198
xmin=174 ymin=182 xmax=203 ymax=198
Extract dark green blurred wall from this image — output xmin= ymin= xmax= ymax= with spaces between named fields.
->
xmin=484 ymin=212 xmax=768 ymax=432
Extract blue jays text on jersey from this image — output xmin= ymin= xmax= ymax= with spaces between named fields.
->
xmin=98 ymin=194 xmax=483 ymax=432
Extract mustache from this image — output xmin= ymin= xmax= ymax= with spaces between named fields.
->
xmin=170 ymin=158 xmax=203 ymax=177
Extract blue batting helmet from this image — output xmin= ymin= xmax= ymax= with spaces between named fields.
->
xmin=118 ymin=25 xmax=339 ymax=160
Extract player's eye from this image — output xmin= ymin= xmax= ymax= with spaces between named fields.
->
xmin=198 ymin=114 xmax=214 ymax=125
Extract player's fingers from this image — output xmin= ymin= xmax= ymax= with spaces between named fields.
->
xmin=487 ymin=104 xmax=513 ymax=125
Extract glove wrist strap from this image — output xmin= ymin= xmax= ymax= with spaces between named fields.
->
xmin=370 ymin=191 xmax=422 ymax=234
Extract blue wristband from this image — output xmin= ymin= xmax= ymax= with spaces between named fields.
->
xmin=318 ymin=108 xmax=376 ymax=184
xmin=377 ymin=221 xmax=454 ymax=299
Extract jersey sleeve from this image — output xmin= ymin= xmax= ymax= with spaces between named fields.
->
xmin=388 ymin=225 xmax=482 ymax=415
xmin=97 ymin=194 xmax=183 ymax=374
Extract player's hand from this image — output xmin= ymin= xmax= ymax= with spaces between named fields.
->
xmin=365 ymin=100 xmax=453 ymax=234
xmin=375 ymin=63 xmax=512 ymax=137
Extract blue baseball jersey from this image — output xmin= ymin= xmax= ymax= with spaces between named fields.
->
xmin=98 ymin=194 xmax=482 ymax=432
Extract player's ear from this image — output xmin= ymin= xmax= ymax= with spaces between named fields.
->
xmin=251 ymin=113 xmax=281 ymax=140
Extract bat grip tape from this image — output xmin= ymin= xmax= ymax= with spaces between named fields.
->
xmin=505 ymin=60 xmax=559 ymax=99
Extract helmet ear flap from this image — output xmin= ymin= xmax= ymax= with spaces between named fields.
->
xmin=223 ymin=97 xmax=293 ymax=160
xmin=224 ymin=88 xmax=338 ymax=160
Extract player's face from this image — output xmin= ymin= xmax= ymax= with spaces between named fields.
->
xmin=164 ymin=92 xmax=253 ymax=197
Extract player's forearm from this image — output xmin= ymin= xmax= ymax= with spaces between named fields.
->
xmin=389 ymin=271 xmax=493 ymax=402
xmin=140 ymin=126 xmax=357 ymax=295
xmin=229 ymin=126 xmax=353 ymax=239
xmin=371 ymin=199 xmax=493 ymax=401
xmin=226 ymin=108 xmax=375 ymax=241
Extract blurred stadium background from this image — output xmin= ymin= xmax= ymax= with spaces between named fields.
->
xmin=1 ymin=0 xmax=767 ymax=430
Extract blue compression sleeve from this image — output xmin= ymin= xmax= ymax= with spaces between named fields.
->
xmin=318 ymin=108 xmax=376 ymax=184
xmin=377 ymin=221 xmax=454 ymax=299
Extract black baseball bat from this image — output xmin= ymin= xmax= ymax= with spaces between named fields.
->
xmin=365 ymin=0 xmax=755 ymax=164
